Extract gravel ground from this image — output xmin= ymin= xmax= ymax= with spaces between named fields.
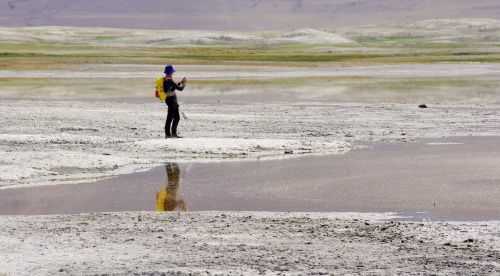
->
xmin=0 ymin=212 xmax=499 ymax=275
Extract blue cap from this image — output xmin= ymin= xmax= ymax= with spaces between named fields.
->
xmin=164 ymin=64 xmax=176 ymax=75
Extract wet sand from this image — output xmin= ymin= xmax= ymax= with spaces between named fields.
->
xmin=1 ymin=136 xmax=500 ymax=221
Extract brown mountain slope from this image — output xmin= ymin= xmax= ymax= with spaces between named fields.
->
xmin=1 ymin=0 xmax=500 ymax=30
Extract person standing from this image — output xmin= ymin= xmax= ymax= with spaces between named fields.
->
xmin=159 ymin=64 xmax=187 ymax=138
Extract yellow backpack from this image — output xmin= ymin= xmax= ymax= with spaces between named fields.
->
xmin=155 ymin=77 xmax=167 ymax=102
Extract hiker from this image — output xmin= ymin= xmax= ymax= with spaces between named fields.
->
xmin=157 ymin=64 xmax=187 ymax=138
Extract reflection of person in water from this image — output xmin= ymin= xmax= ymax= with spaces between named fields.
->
xmin=156 ymin=163 xmax=187 ymax=212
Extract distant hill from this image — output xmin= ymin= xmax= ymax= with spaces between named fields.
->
xmin=3 ymin=19 xmax=500 ymax=47
xmin=1 ymin=0 xmax=500 ymax=30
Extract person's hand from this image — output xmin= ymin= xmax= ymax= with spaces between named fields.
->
xmin=181 ymin=77 xmax=187 ymax=84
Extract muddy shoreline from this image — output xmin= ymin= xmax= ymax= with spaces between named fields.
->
xmin=2 ymin=136 xmax=500 ymax=221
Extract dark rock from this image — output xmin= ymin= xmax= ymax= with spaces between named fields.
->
xmin=418 ymin=104 xmax=428 ymax=108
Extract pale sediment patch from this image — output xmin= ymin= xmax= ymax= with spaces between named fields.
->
xmin=0 ymin=150 xmax=141 ymax=186
xmin=134 ymin=137 xmax=350 ymax=159
xmin=0 ymin=133 xmax=123 ymax=145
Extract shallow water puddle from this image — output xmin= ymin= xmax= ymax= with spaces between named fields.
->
xmin=1 ymin=137 xmax=500 ymax=221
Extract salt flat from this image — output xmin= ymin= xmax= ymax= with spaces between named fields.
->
xmin=3 ymin=92 xmax=500 ymax=188
xmin=0 ymin=212 xmax=498 ymax=275
xmin=2 ymin=59 xmax=500 ymax=189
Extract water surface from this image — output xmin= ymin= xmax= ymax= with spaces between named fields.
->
xmin=1 ymin=137 xmax=500 ymax=221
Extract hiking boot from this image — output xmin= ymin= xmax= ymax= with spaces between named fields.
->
xmin=165 ymin=134 xmax=172 ymax=139
xmin=172 ymin=134 xmax=182 ymax=138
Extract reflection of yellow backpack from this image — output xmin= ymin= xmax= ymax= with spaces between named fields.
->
xmin=156 ymin=190 xmax=170 ymax=211
xmin=155 ymin=77 xmax=167 ymax=102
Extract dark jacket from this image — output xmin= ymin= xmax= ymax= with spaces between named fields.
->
xmin=163 ymin=79 xmax=185 ymax=97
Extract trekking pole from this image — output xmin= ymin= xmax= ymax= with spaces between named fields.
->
xmin=180 ymin=77 xmax=188 ymax=120
xmin=181 ymin=111 xmax=189 ymax=120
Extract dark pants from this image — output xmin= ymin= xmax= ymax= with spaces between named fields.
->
xmin=165 ymin=96 xmax=180 ymax=137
